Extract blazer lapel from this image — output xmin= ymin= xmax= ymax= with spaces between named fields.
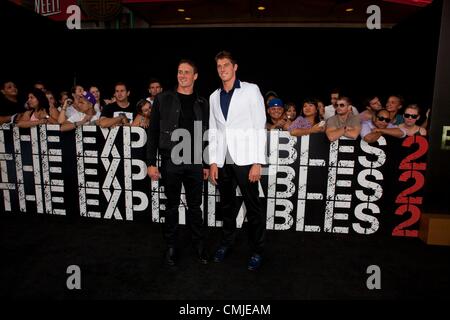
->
xmin=226 ymin=86 xmax=241 ymax=122
xmin=214 ymin=90 xmax=226 ymax=124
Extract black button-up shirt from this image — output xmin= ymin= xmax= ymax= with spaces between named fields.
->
xmin=220 ymin=78 xmax=240 ymax=120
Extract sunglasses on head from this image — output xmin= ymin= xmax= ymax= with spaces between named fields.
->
xmin=377 ymin=116 xmax=391 ymax=123
xmin=404 ymin=113 xmax=418 ymax=119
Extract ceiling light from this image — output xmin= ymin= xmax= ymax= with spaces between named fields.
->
xmin=185 ymin=17 xmax=191 ymax=21
xmin=177 ymin=8 xmax=185 ymax=12
xmin=345 ymin=8 xmax=354 ymax=12
xmin=257 ymin=6 xmax=266 ymax=11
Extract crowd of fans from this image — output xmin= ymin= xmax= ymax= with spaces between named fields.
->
xmin=263 ymin=89 xmax=428 ymax=141
xmin=0 ymin=79 xmax=161 ymax=132
xmin=1 ymin=79 xmax=428 ymax=143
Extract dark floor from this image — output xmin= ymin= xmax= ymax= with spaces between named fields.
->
xmin=1 ymin=213 xmax=449 ymax=300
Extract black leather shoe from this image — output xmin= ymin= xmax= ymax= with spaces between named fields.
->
xmin=197 ymin=248 xmax=209 ymax=265
xmin=213 ymin=246 xmax=229 ymax=263
xmin=165 ymin=247 xmax=176 ymax=266
xmin=247 ymin=253 xmax=262 ymax=271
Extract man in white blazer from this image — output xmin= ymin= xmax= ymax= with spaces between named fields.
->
xmin=208 ymin=51 xmax=267 ymax=271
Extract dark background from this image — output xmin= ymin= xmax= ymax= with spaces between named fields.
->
xmin=1 ymin=1 xmax=441 ymax=111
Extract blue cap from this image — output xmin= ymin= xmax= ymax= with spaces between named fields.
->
xmin=268 ymin=98 xmax=283 ymax=108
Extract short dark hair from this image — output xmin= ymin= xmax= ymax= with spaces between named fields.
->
xmin=148 ymin=78 xmax=161 ymax=86
xmin=405 ymin=103 xmax=421 ymax=113
xmin=71 ymin=85 xmax=83 ymax=94
xmin=115 ymin=82 xmax=129 ymax=92
xmin=264 ymin=90 xmax=278 ymax=101
xmin=34 ymin=80 xmax=46 ymax=88
xmin=1 ymin=79 xmax=15 ymax=90
xmin=389 ymin=94 xmax=404 ymax=106
xmin=364 ymin=95 xmax=380 ymax=107
xmin=301 ymin=99 xmax=321 ymax=125
xmin=338 ymin=96 xmax=352 ymax=105
xmin=375 ymin=108 xmax=389 ymax=117
xmin=178 ymin=59 xmax=198 ymax=74
xmin=215 ymin=51 xmax=236 ymax=65
xmin=330 ymin=88 xmax=340 ymax=95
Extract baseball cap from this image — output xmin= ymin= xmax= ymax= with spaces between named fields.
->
xmin=268 ymin=98 xmax=284 ymax=108
xmin=82 ymin=91 xmax=97 ymax=106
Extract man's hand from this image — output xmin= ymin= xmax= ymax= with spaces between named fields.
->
xmin=209 ymin=163 xmax=218 ymax=185
xmin=203 ymin=169 xmax=210 ymax=180
xmin=147 ymin=166 xmax=160 ymax=181
xmin=249 ymin=164 xmax=261 ymax=183
xmin=372 ymin=128 xmax=382 ymax=134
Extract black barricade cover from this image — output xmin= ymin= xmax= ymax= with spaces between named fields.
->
xmin=0 ymin=124 xmax=428 ymax=237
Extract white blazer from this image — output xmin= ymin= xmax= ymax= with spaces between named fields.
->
xmin=208 ymin=81 xmax=267 ymax=167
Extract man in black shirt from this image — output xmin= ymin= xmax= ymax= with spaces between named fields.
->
xmin=0 ymin=80 xmax=24 ymax=124
xmin=147 ymin=60 xmax=209 ymax=267
xmin=98 ymin=82 xmax=134 ymax=128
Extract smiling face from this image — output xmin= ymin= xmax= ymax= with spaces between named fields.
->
xmin=374 ymin=109 xmax=391 ymax=129
xmin=141 ymin=101 xmax=151 ymax=117
xmin=177 ymin=63 xmax=197 ymax=90
xmin=386 ymin=96 xmax=402 ymax=113
xmin=302 ymin=102 xmax=317 ymax=118
xmin=286 ymin=105 xmax=297 ymax=120
xmin=216 ymin=58 xmax=237 ymax=83
xmin=114 ymin=84 xmax=129 ymax=103
xmin=268 ymin=106 xmax=284 ymax=121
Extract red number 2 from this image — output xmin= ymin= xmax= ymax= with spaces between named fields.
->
xmin=399 ymin=136 xmax=428 ymax=171
xmin=395 ymin=171 xmax=425 ymax=204
xmin=392 ymin=204 xmax=420 ymax=237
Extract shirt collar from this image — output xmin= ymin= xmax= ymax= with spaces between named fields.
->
xmin=220 ymin=78 xmax=240 ymax=93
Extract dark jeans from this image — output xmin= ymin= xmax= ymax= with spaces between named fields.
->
xmin=160 ymin=158 xmax=205 ymax=248
xmin=217 ymin=164 xmax=265 ymax=255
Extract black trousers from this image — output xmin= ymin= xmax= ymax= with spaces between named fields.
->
xmin=160 ymin=159 xmax=205 ymax=248
xmin=217 ymin=164 xmax=265 ymax=255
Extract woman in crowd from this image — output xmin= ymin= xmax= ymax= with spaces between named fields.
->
xmin=45 ymin=90 xmax=60 ymax=121
xmin=285 ymin=102 xmax=297 ymax=121
xmin=17 ymin=88 xmax=57 ymax=128
xmin=287 ymin=99 xmax=325 ymax=136
xmin=132 ymin=99 xmax=151 ymax=128
xmin=399 ymin=104 xmax=427 ymax=136
xmin=89 ymin=86 xmax=107 ymax=113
